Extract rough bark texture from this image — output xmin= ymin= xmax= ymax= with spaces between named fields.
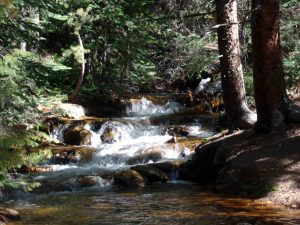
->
xmin=251 ymin=0 xmax=286 ymax=131
xmin=216 ymin=0 xmax=256 ymax=130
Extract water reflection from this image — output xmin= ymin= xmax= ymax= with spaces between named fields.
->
xmin=5 ymin=183 xmax=300 ymax=225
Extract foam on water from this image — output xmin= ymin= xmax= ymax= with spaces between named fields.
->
xmin=46 ymin=96 xmax=213 ymax=174
xmin=126 ymin=97 xmax=182 ymax=116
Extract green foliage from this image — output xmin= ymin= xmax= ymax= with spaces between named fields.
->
xmin=0 ymin=130 xmax=48 ymax=190
xmin=281 ymin=0 xmax=300 ymax=88
xmin=0 ymin=51 xmax=38 ymax=126
xmin=179 ymin=33 xmax=219 ymax=80
xmin=41 ymin=0 xmax=164 ymax=94
xmin=0 ymin=50 xmax=72 ymax=127
xmin=284 ymin=52 xmax=300 ymax=85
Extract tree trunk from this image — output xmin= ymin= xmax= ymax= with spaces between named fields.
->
xmin=215 ymin=0 xmax=256 ymax=130
xmin=69 ymin=33 xmax=85 ymax=102
xmin=252 ymin=0 xmax=300 ymax=132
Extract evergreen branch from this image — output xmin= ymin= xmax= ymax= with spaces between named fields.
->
xmin=142 ymin=11 xmax=216 ymax=22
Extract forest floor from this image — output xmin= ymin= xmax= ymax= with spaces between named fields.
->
xmin=188 ymin=123 xmax=300 ymax=209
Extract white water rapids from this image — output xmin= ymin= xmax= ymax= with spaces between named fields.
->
xmin=39 ymin=96 xmax=215 ymax=188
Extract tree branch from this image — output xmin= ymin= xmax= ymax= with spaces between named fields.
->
xmin=142 ymin=11 xmax=216 ymax=22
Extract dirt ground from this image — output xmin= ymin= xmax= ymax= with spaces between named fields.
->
xmin=187 ymin=124 xmax=300 ymax=208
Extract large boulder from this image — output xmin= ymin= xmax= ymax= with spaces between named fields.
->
xmin=63 ymin=125 xmax=92 ymax=145
xmin=56 ymin=103 xmax=85 ymax=118
xmin=38 ymin=103 xmax=85 ymax=119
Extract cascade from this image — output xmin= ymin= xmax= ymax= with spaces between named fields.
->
xmin=34 ymin=95 xmax=216 ymax=189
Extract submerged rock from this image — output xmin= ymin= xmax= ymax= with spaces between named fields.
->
xmin=114 ymin=170 xmax=146 ymax=187
xmin=30 ymin=180 xmax=72 ymax=194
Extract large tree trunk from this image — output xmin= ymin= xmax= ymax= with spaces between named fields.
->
xmin=69 ymin=33 xmax=85 ymax=102
xmin=252 ymin=0 xmax=286 ymax=131
xmin=252 ymin=0 xmax=300 ymax=132
xmin=216 ymin=0 xmax=256 ymax=130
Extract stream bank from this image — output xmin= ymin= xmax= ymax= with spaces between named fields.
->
xmin=187 ymin=125 xmax=300 ymax=209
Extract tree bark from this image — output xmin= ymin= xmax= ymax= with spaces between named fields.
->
xmin=252 ymin=0 xmax=300 ymax=132
xmin=69 ymin=33 xmax=85 ymax=102
xmin=216 ymin=0 xmax=256 ymax=130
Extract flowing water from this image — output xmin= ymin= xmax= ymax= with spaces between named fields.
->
xmin=2 ymin=95 xmax=300 ymax=224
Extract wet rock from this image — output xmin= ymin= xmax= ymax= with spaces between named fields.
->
xmin=149 ymin=160 xmax=187 ymax=180
xmin=114 ymin=170 xmax=145 ymax=187
xmin=166 ymin=127 xmax=189 ymax=137
xmin=100 ymin=126 xmax=119 ymax=144
xmin=80 ymin=129 xmax=92 ymax=145
xmin=75 ymin=176 xmax=98 ymax=188
xmin=51 ymin=146 xmax=95 ymax=164
xmin=63 ymin=125 xmax=92 ymax=145
xmin=176 ymin=137 xmax=202 ymax=150
xmin=126 ymin=152 xmax=162 ymax=165
xmin=0 ymin=208 xmax=21 ymax=221
xmin=90 ymin=121 xmax=103 ymax=132
xmin=131 ymin=165 xmax=168 ymax=183
xmin=53 ymin=149 xmax=81 ymax=164
xmin=31 ymin=180 xmax=72 ymax=194
xmin=151 ymin=160 xmax=185 ymax=172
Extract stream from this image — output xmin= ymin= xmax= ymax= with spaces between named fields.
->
xmin=2 ymin=95 xmax=300 ymax=224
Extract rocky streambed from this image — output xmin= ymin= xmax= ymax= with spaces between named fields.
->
xmin=2 ymin=94 xmax=300 ymax=224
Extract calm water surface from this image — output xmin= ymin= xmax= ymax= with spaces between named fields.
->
xmin=4 ymin=183 xmax=300 ymax=225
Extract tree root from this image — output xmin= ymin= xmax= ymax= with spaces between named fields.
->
xmin=229 ymin=102 xmax=257 ymax=131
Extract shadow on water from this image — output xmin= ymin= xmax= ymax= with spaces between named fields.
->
xmin=4 ymin=183 xmax=300 ymax=225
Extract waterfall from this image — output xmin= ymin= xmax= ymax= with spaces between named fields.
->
xmin=46 ymin=96 xmax=215 ymax=179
